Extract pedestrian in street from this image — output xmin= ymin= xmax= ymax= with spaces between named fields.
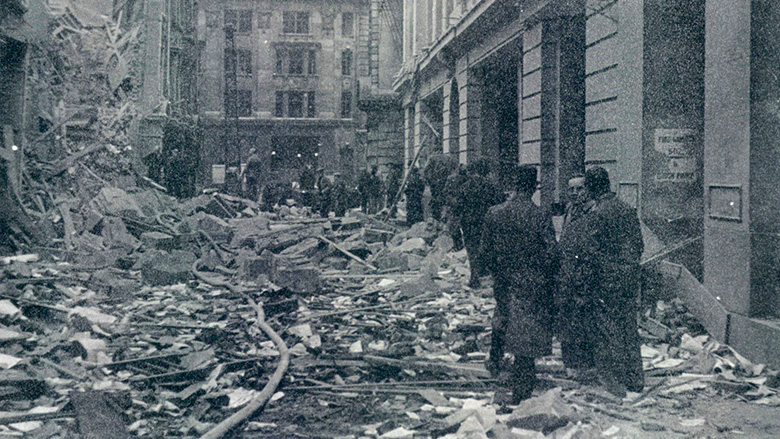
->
xmin=165 ymin=148 xmax=186 ymax=198
xmin=299 ymin=163 xmax=317 ymax=207
xmin=240 ymin=148 xmax=264 ymax=202
xmin=384 ymin=164 xmax=403 ymax=215
xmin=444 ymin=163 xmax=467 ymax=251
xmin=332 ymin=173 xmax=349 ymax=217
xmin=555 ymin=175 xmax=597 ymax=378
xmin=362 ymin=166 xmax=382 ymax=214
xmin=316 ymin=169 xmax=332 ymax=217
xmin=455 ymin=159 xmax=505 ymax=288
xmin=479 ymin=165 xmax=558 ymax=403
xmin=565 ymin=167 xmax=645 ymax=396
xmin=424 ymin=154 xmax=457 ymax=222
xmin=404 ymin=167 xmax=425 ymax=226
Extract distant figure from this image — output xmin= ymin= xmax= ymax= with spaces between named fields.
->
xmin=384 ymin=164 xmax=403 ymax=216
xmin=556 ymin=175 xmax=597 ymax=377
xmin=357 ymin=169 xmax=371 ymax=213
xmin=424 ymin=154 xmax=457 ymax=222
xmin=240 ymin=148 xmax=264 ymax=202
xmin=367 ymin=166 xmax=382 ymax=214
xmin=165 ymin=148 xmax=186 ymax=198
xmin=316 ymin=169 xmax=332 ymax=217
xmin=331 ymin=173 xmax=349 ymax=217
xmin=479 ymin=165 xmax=558 ymax=404
xmin=565 ymin=167 xmax=645 ymax=396
xmin=299 ymin=164 xmax=317 ymax=206
xmin=444 ymin=164 xmax=467 ymax=251
xmin=404 ymin=167 xmax=425 ymax=226
xmin=455 ymin=159 xmax=505 ymax=287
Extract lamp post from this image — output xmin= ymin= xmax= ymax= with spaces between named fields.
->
xmin=224 ymin=23 xmax=239 ymax=193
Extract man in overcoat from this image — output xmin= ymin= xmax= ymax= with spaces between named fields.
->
xmin=556 ymin=175 xmax=597 ymax=376
xmin=457 ymin=159 xmax=505 ymax=287
xmin=404 ymin=167 xmax=425 ymax=226
xmin=479 ymin=165 xmax=558 ymax=403
xmin=443 ymin=164 xmax=467 ymax=251
xmin=568 ymin=167 xmax=645 ymax=396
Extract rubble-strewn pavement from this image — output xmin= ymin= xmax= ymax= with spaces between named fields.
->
xmin=1 ymin=187 xmax=779 ymax=439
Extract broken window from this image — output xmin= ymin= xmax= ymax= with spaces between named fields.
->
xmin=225 ymin=90 xmax=252 ymax=117
xmin=225 ymin=9 xmax=252 ymax=33
xmin=342 ymin=12 xmax=354 ymax=37
xmin=341 ymin=49 xmax=353 ymax=76
xmin=341 ymin=90 xmax=352 ymax=118
xmin=283 ymin=11 xmax=309 ymax=34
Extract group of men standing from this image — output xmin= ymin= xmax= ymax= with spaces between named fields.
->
xmin=441 ymin=162 xmax=644 ymax=404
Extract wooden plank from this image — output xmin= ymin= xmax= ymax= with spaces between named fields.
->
xmin=71 ymin=391 xmax=131 ymax=439
xmin=318 ymin=235 xmax=378 ymax=271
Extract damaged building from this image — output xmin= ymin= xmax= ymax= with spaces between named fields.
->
xmin=396 ymin=0 xmax=780 ymax=367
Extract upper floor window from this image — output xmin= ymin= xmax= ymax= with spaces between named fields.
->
xmin=342 ymin=12 xmax=354 ymax=37
xmin=258 ymin=12 xmax=271 ymax=29
xmin=224 ymin=48 xmax=252 ymax=77
xmin=275 ymin=47 xmax=317 ymax=76
xmin=225 ymin=9 xmax=252 ymax=33
xmin=283 ymin=11 xmax=309 ymax=34
xmin=225 ymin=89 xmax=252 ymax=117
xmin=341 ymin=49 xmax=353 ymax=76
xmin=275 ymin=91 xmax=316 ymax=118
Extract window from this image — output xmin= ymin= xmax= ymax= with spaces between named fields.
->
xmin=322 ymin=13 xmax=335 ymax=33
xmin=225 ymin=9 xmax=252 ymax=33
xmin=225 ymin=90 xmax=252 ymax=117
xmin=307 ymin=92 xmax=316 ymax=117
xmin=275 ymin=91 xmax=285 ymax=117
xmin=275 ymin=49 xmax=284 ymax=74
xmin=274 ymin=91 xmax=316 ymax=118
xmin=342 ymin=12 xmax=354 ymax=37
xmin=288 ymin=91 xmax=305 ymax=118
xmin=341 ymin=49 xmax=352 ymax=76
xmin=224 ymin=48 xmax=252 ymax=77
xmin=258 ymin=12 xmax=271 ymax=29
xmin=275 ymin=47 xmax=318 ymax=76
xmin=283 ymin=11 xmax=309 ymax=34
xmin=289 ymin=48 xmax=305 ymax=74
xmin=341 ymin=90 xmax=352 ymax=118
xmin=308 ymin=50 xmax=317 ymax=75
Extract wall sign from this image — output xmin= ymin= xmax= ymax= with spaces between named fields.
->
xmin=654 ymin=128 xmax=698 ymax=183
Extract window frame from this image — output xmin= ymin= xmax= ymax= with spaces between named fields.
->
xmin=342 ymin=12 xmax=354 ymax=37
xmin=341 ymin=90 xmax=352 ymax=118
xmin=225 ymin=9 xmax=252 ymax=33
xmin=283 ymin=11 xmax=310 ymax=34
xmin=225 ymin=89 xmax=253 ymax=118
xmin=341 ymin=49 xmax=353 ymax=76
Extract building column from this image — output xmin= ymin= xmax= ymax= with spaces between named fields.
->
xmin=456 ymin=60 xmax=482 ymax=165
xmin=442 ymin=81 xmax=452 ymax=155
xmin=404 ymin=105 xmax=413 ymax=168
xmin=413 ymin=100 xmax=423 ymax=164
xmin=136 ymin=0 xmax=166 ymax=163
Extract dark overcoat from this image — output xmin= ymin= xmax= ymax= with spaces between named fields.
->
xmin=479 ymin=197 xmax=558 ymax=358
xmin=561 ymin=192 xmax=644 ymax=389
xmin=456 ymin=175 xmax=504 ymax=242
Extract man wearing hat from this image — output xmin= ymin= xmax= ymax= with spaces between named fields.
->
xmin=240 ymin=147 xmax=264 ymax=202
xmin=478 ymin=165 xmax=558 ymax=403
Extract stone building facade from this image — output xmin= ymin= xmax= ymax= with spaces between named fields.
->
xmin=196 ymin=0 xmax=403 ymax=188
xmin=396 ymin=0 xmax=780 ymax=366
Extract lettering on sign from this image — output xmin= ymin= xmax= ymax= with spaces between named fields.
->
xmin=654 ymin=128 xmax=698 ymax=183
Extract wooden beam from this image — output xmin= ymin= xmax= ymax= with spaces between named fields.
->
xmin=318 ymin=235 xmax=378 ymax=271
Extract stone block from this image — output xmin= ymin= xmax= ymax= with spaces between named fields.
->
xmin=393 ymin=237 xmax=428 ymax=254
xmin=197 ymin=213 xmax=234 ymax=243
xmin=322 ymin=256 xmax=349 ymax=270
xmin=241 ymin=250 xmax=278 ymax=280
xmin=141 ymin=250 xmax=197 ymax=286
xmin=91 ymin=187 xmax=145 ymax=219
xmin=507 ymin=388 xmax=577 ymax=433
xmin=90 ymin=269 xmax=140 ymax=298
xmin=99 ymin=217 xmax=139 ymax=252
xmin=280 ymin=237 xmax=322 ymax=258
xmin=140 ymin=232 xmax=176 ymax=250
xmin=372 ymin=249 xmax=409 ymax=271
xmin=275 ymin=265 xmax=321 ymax=294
